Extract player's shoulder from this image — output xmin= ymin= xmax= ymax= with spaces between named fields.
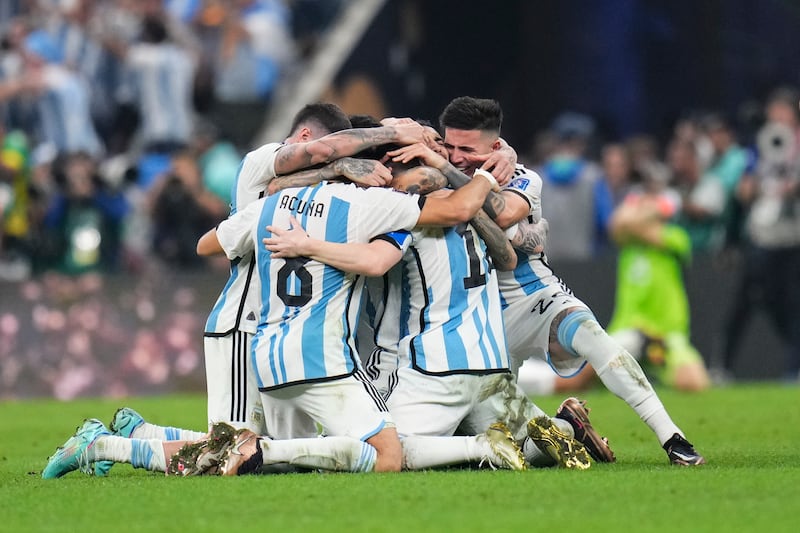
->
xmin=507 ymin=164 xmax=543 ymax=189
xmin=244 ymin=142 xmax=283 ymax=161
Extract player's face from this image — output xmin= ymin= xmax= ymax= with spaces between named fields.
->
xmin=443 ymin=128 xmax=496 ymax=175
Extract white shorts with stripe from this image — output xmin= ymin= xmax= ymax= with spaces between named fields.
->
xmin=502 ymin=281 xmax=590 ymax=378
xmin=259 ymin=370 xmax=394 ymax=442
xmin=386 ymin=369 xmax=539 ymax=441
xmin=204 ymin=332 xmax=266 ymax=433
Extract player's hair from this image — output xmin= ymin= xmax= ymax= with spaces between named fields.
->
xmin=439 ymin=97 xmax=502 ymax=134
xmin=348 ymin=114 xmax=381 ymax=129
xmin=288 ymin=103 xmax=351 ymax=137
xmin=766 ymin=85 xmax=800 ymax=113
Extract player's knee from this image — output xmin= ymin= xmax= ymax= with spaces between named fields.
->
xmin=555 ymin=308 xmax=598 ymax=357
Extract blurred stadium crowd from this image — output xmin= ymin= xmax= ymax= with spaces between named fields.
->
xmin=1 ymin=0 xmax=799 ymax=399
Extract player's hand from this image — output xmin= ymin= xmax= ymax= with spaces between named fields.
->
xmin=380 ymin=117 xmax=416 ymax=127
xmin=386 ymin=143 xmax=447 ymax=169
xmin=385 ymin=120 xmax=425 ymax=146
xmin=333 ymin=157 xmax=393 ymax=187
xmin=264 ymin=216 xmax=310 ymax=258
xmin=479 ymin=141 xmax=518 ymax=186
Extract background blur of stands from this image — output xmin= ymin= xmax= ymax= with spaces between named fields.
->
xmin=1 ymin=0 xmax=798 ymax=398
xmin=0 ymin=256 xmax=785 ymax=400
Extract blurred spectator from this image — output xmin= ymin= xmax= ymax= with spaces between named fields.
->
xmin=625 ymin=133 xmax=660 ymax=172
xmin=607 ymin=162 xmax=710 ymax=391
xmin=600 ymin=142 xmax=634 ymax=207
xmin=0 ymin=18 xmax=42 ymax=129
xmin=190 ymin=118 xmax=240 ymax=207
xmin=715 ymin=87 xmax=800 ymax=383
xmin=0 ymin=126 xmax=32 ymax=280
xmin=41 ymin=0 xmax=120 ymax=142
xmin=539 ymin=111 xmax=613 ymax=259
xmin=120 ymin=14 xmax=198 ymax=189
xmin=147 ymin=150 xmax=226 ymax=269
xmin=37 ymin=152 xmax=128 ymax=275
xmin=210 ymin=0 xmax=295 ymax=149
xmin=667 ymin=137 xmax=703 ymax=201
xmin=18 ymin=28 xmax=104 ymax=157
xmin=677 ymin=113 xmax=748 ymax=253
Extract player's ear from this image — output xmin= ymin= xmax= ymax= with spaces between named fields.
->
xmin=298 ymin=127 xmax=314 ymax=142
xmin=491 ymin=139 xmax=502 ymax=151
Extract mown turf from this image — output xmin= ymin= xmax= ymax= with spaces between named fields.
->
xmin=1 ymin=384 xmax=798 ymax=532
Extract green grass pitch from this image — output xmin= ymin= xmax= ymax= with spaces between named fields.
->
xmin=1 ymin=384 xmax=798 ymax=532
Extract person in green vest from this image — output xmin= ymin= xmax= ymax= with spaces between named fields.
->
xmin=0 ymin=128 xmax=32 ymax=280
xmin=607 ymin=162 xmax=710 ymax=391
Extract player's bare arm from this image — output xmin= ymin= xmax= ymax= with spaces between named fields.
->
xmin=387 ymin=143 xmax=510 ymax=221
xmin=415 ymin=170 xmax=495 ymax=226
xmin=273 ymin=123 xmax=425 ymax=175
xmin=391 ymin=165 xmax=448 ymax=195
xmin=469 ymin=209 xmax=517 ymax=270
xmin=267 ymin=157 xmax=393 ymax=195
xmin=264 ymin=216 xmax=403 ymax=276
xmin=609 ymin=202 xmax=665 ymax=247
xmin=509 ymin=217 xmax=549 ymax=255
xmin=196 ymin=228 xmax=223 ymax=256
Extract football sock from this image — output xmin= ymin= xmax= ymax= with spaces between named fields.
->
xmin=91 ymin=436 xmax=167 ymax=472
xmin=522 ymin=437 xmax=556 ymax=467
xmin=258 ymin=437 xmax=377 ymax=473
xmin=131 ymin=423 xmax=205 ymax=442
xmin=567 ymin=317 xmax=683 ymax=444
xmin=401 ymin=435 xmax=488 ymax=470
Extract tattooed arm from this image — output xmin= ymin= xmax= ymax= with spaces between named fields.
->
xmin=386 ymin=143 xmax=527 ymax=228
xmin=267 ymin=157 xmax=393 ymax=195
xmin=273 ymin=123 xmax=425 ymax=176
xmin=469 ymin=209 xmax=518 ymax=271
xmin=508 ymin=217 xmax=549 ymax=255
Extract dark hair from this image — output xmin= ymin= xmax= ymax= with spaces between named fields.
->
xmin=289 ymin=103 xmax=351 ymax=137
xmin=766 ymin=86 xmax=800 ymax=110
xmin=140 ymin=15 xmax=168 ymax=44
xmin=700 ymin=112 xmax=733 ymax=133
xmin=439 ymin=96 xmax=502 ymax=134
xmin=348 ymin=114 xmax=381 ymax=129
xmin=415 ymin=118 xmax=438 ymax=131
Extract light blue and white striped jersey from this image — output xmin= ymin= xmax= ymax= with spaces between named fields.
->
xmin=125 ymin=42 xmax=196 ymax=146
xmin=204 ymin=142 xmax=282 ymax=336
xmin=37 ymin=65 xmax=103 ymax=157
xmin=49 ymin=20 xmax=116 ymax=125
xmin=394 ymin=223 xmax=509 ymax=375
xmin=496 ymin=165 xmax=563 ymax=308
xmin=215 ymin=181 xmax=423 ymax=390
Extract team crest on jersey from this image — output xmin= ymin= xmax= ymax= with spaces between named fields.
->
xmin=510 ymin=177 xmax=530 ymax=190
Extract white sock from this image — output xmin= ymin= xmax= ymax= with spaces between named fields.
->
xmin=570 ymin=319 xmax=682 ymax=444
xmin=259 ymin=437 xmax=376 ymax=473
xmin=91 ymin=436 xmax=167 ymax=472
xmin=522 ymin=437 xmax=555 ymax=467
xmin=401 ymin=435 xmax=494 ymax=470
xmin=131 ymin=423 xmax=206 ymax=442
